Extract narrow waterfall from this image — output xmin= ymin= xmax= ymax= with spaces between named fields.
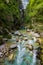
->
xmin=22 ymin=0 xmax=28 ymax=9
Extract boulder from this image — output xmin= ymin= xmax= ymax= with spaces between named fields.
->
xmin=40 ymin=32 xmax=43 ymax=37
xmin=23 ymin=37 xmax=28 ymax=41
xmin=16 ymin=37 xmax=19 ymax=42
xmin=14 ymin=31 xmax=21 ymax=36
xmin=23 ymin=34 xmax=27 ymax=37
xmin=36 ymin=38 xmax=41 ymax=45
xmin=33 ymin=33 xmax=40 ymax=38
xmin=25 ymin=44 xmax=33 ymax=51
xmin=27 ymin=29 xmax=31 ymax=32
xmin=30 ymin=31 xmax=34 ymax=35
xmin=9 ymin=44 xmax=17 ymax=49
xmin=0 ymin=44 xmax=5 ymax=50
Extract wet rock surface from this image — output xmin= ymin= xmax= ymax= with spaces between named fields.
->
xmin=40 ymin=32 xmax=43 ymax=38
xmin=0 ymin=29 xmax=43 ymax=65
xmin=33 ymin=33 xmax=40 ymax=38
xmin=23 ymin=37 xmax=28 ymax=41
xmin=25 ymin=44 xmax=33 ymax=51
xmin=26 ymin=29 xmax=31 ymax=32
xmin=9 ymin=44 xmax=17 ymax=49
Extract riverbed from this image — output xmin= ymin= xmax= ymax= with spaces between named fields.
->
xmin=0 ymin=30 xmax=43 ymax=65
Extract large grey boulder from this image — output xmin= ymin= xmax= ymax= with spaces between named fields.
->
xmin=0 ymin=45 xmax=5 ymax=49
xmin=23 ymin=34 xmax=27 ymax=37
xmin=9 ymin=44 xmax=17 ymax=49
xmin=33 ymin=33 xmax=40 ymax=38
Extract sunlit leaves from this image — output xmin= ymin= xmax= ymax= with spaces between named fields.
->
xmin=25 ymin=0 xmax=43 ymax=23
xmin=6 ymin=0 xmax=9 ymax=3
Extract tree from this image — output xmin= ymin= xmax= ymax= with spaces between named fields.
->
xmin=0 ymin=0 xmax=21 ymax=30
xmin=0 ymin=0 xmax=23 ymax=38
xmin=25 ymin=0 xmax=43 ymax=25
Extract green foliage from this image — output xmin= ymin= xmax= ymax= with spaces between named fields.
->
xmin=25 ymin=0 xmax=43 ymax=23
xmin=0 ymin=0 xmax=21 ymax=29
xmin=0 ymin=0 xmax=22 ymax=39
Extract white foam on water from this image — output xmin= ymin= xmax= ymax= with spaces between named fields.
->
xmin=17 ymin=43 xmax=26 ymax=65
xmin=31 ymin=50 xmax=37 ymax=65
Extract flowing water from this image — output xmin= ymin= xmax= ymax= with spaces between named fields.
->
xmin=0 ymin=0 xmax=41 ymax=65
xmin=4 ymin=35 xmax=40 ymax=65
xmin=22 ymin=0 xmax=28 ymax=9
xmin=17 ymin=43 xmax=26 ymax=65
xmin=31 ymin=50 xmax=37 ymax=65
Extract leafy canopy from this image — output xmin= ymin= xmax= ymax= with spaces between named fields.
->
xmin=25 ymin=0 xmax=43 ymax=22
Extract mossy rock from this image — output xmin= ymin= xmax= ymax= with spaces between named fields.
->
xmin=41 ymin=38 xmax=43 ymax=43
xmin=40 ymin=55 xmax=43 ymax=61
xmin=8 ymin=53 xmax=16 ymax=62
xmin=34 ymin=43 xmax=39 ymax=47
xmin=0 ymin=58 xmax=4 ymax=63
xmin=41 ymin=50 xmax=43 ymax=53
